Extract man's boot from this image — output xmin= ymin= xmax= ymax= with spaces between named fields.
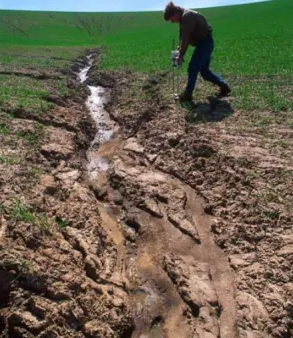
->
xmin=179 ymin=90 xmax=193 ymax=102
xmin=219 ymin=83 xmax=231 ymax=96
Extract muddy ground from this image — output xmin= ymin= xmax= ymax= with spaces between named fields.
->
xmin=0 ymin=51 xmax=293 ymax=338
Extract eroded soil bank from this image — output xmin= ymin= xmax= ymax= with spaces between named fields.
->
xmin=1 ymin=51 xmax=293 ymax=338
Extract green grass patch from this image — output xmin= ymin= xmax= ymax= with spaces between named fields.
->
xmin=15 ymin=123 xmax=44 ymax=145
xmin=0 ymin=45 xmax=85 ymax=72
xmin=0 ymin=123 xmax=10 ymax=134
xmin=0 ymin=152 xmax=19 ymax=165
xmin=9 ymin=199 xmax=51 ymax=234
xmin=1 ymin=258 xmax=34 ymax=276
xmin=55 ymin=216 xmax=69 ymax=231
xmin=31 ymin=167 xmax=45 ymax=178
xmin=231 ymin=78 xmax=293 ymax=112
xmin=1 ymin=113 xmax=14 ymax=120
xmin=0 ymin=74 xmax=57 ymax=113
xmin=262 ymin=210 xmax=280 ymax=220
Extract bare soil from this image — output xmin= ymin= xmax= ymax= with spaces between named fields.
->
xmin=1 ymin=53 xmax=293 ymax=338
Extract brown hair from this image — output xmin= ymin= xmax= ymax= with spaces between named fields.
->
xmin=164 ymin=2 xmax=181 ymax=21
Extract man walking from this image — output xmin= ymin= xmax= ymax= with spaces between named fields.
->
xmin=164 ymin=2 xmax=231 ymax=102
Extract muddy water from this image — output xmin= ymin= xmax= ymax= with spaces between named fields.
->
xmin=78 ymin=57 xmax=126 ymax=269
xmin=78 ymin=56 xmax=115 ymax=179
xmin=78 ymin=55 xmax=93 ymax=83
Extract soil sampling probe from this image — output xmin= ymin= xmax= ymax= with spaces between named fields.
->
xmin=171 ymin=39 xmax=181 ymax=100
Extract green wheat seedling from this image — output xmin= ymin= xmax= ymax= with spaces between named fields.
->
xmin=55 ymin=216 xmax=69 ymax=231
xmin=10 ymin=199 xmax=51 ymax=234
xmin=0 ymin=124 xmax=10 ymax=135
xmin=0 ymin=152 xmax=19 ymax=165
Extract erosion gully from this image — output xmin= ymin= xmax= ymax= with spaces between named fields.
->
xmin=78 ymin=55 xmax=238 ymax=338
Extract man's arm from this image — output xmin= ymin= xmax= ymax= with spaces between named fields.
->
xmin=179 ymin=12 xmax=197 ymax=59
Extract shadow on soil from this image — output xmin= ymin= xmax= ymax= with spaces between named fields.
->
xmin=181 ymin=95 xmax=234 ymax=124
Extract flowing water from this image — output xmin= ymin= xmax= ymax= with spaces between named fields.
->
xmin=77 ymin=55 xmax=115 ymax=179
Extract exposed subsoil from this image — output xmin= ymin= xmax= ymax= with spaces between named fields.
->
xmin=1 ymin=51 xmax=293 ymax=338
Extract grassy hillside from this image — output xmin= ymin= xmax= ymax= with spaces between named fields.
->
xmin=0 ymin=0 xmax=292 ymax=111
xmin=0 ymin=0 xmax=292 ymax=73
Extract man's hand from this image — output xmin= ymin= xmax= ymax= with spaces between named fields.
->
xmin=175 ymin=56 xmax=183 ymax=66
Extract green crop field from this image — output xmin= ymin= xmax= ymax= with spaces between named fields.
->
xmin=0 ymin=0 xmax=292 ymax=112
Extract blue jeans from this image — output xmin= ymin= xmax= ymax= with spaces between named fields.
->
xmin=186 ymin=35 xmax=224 ymax=93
